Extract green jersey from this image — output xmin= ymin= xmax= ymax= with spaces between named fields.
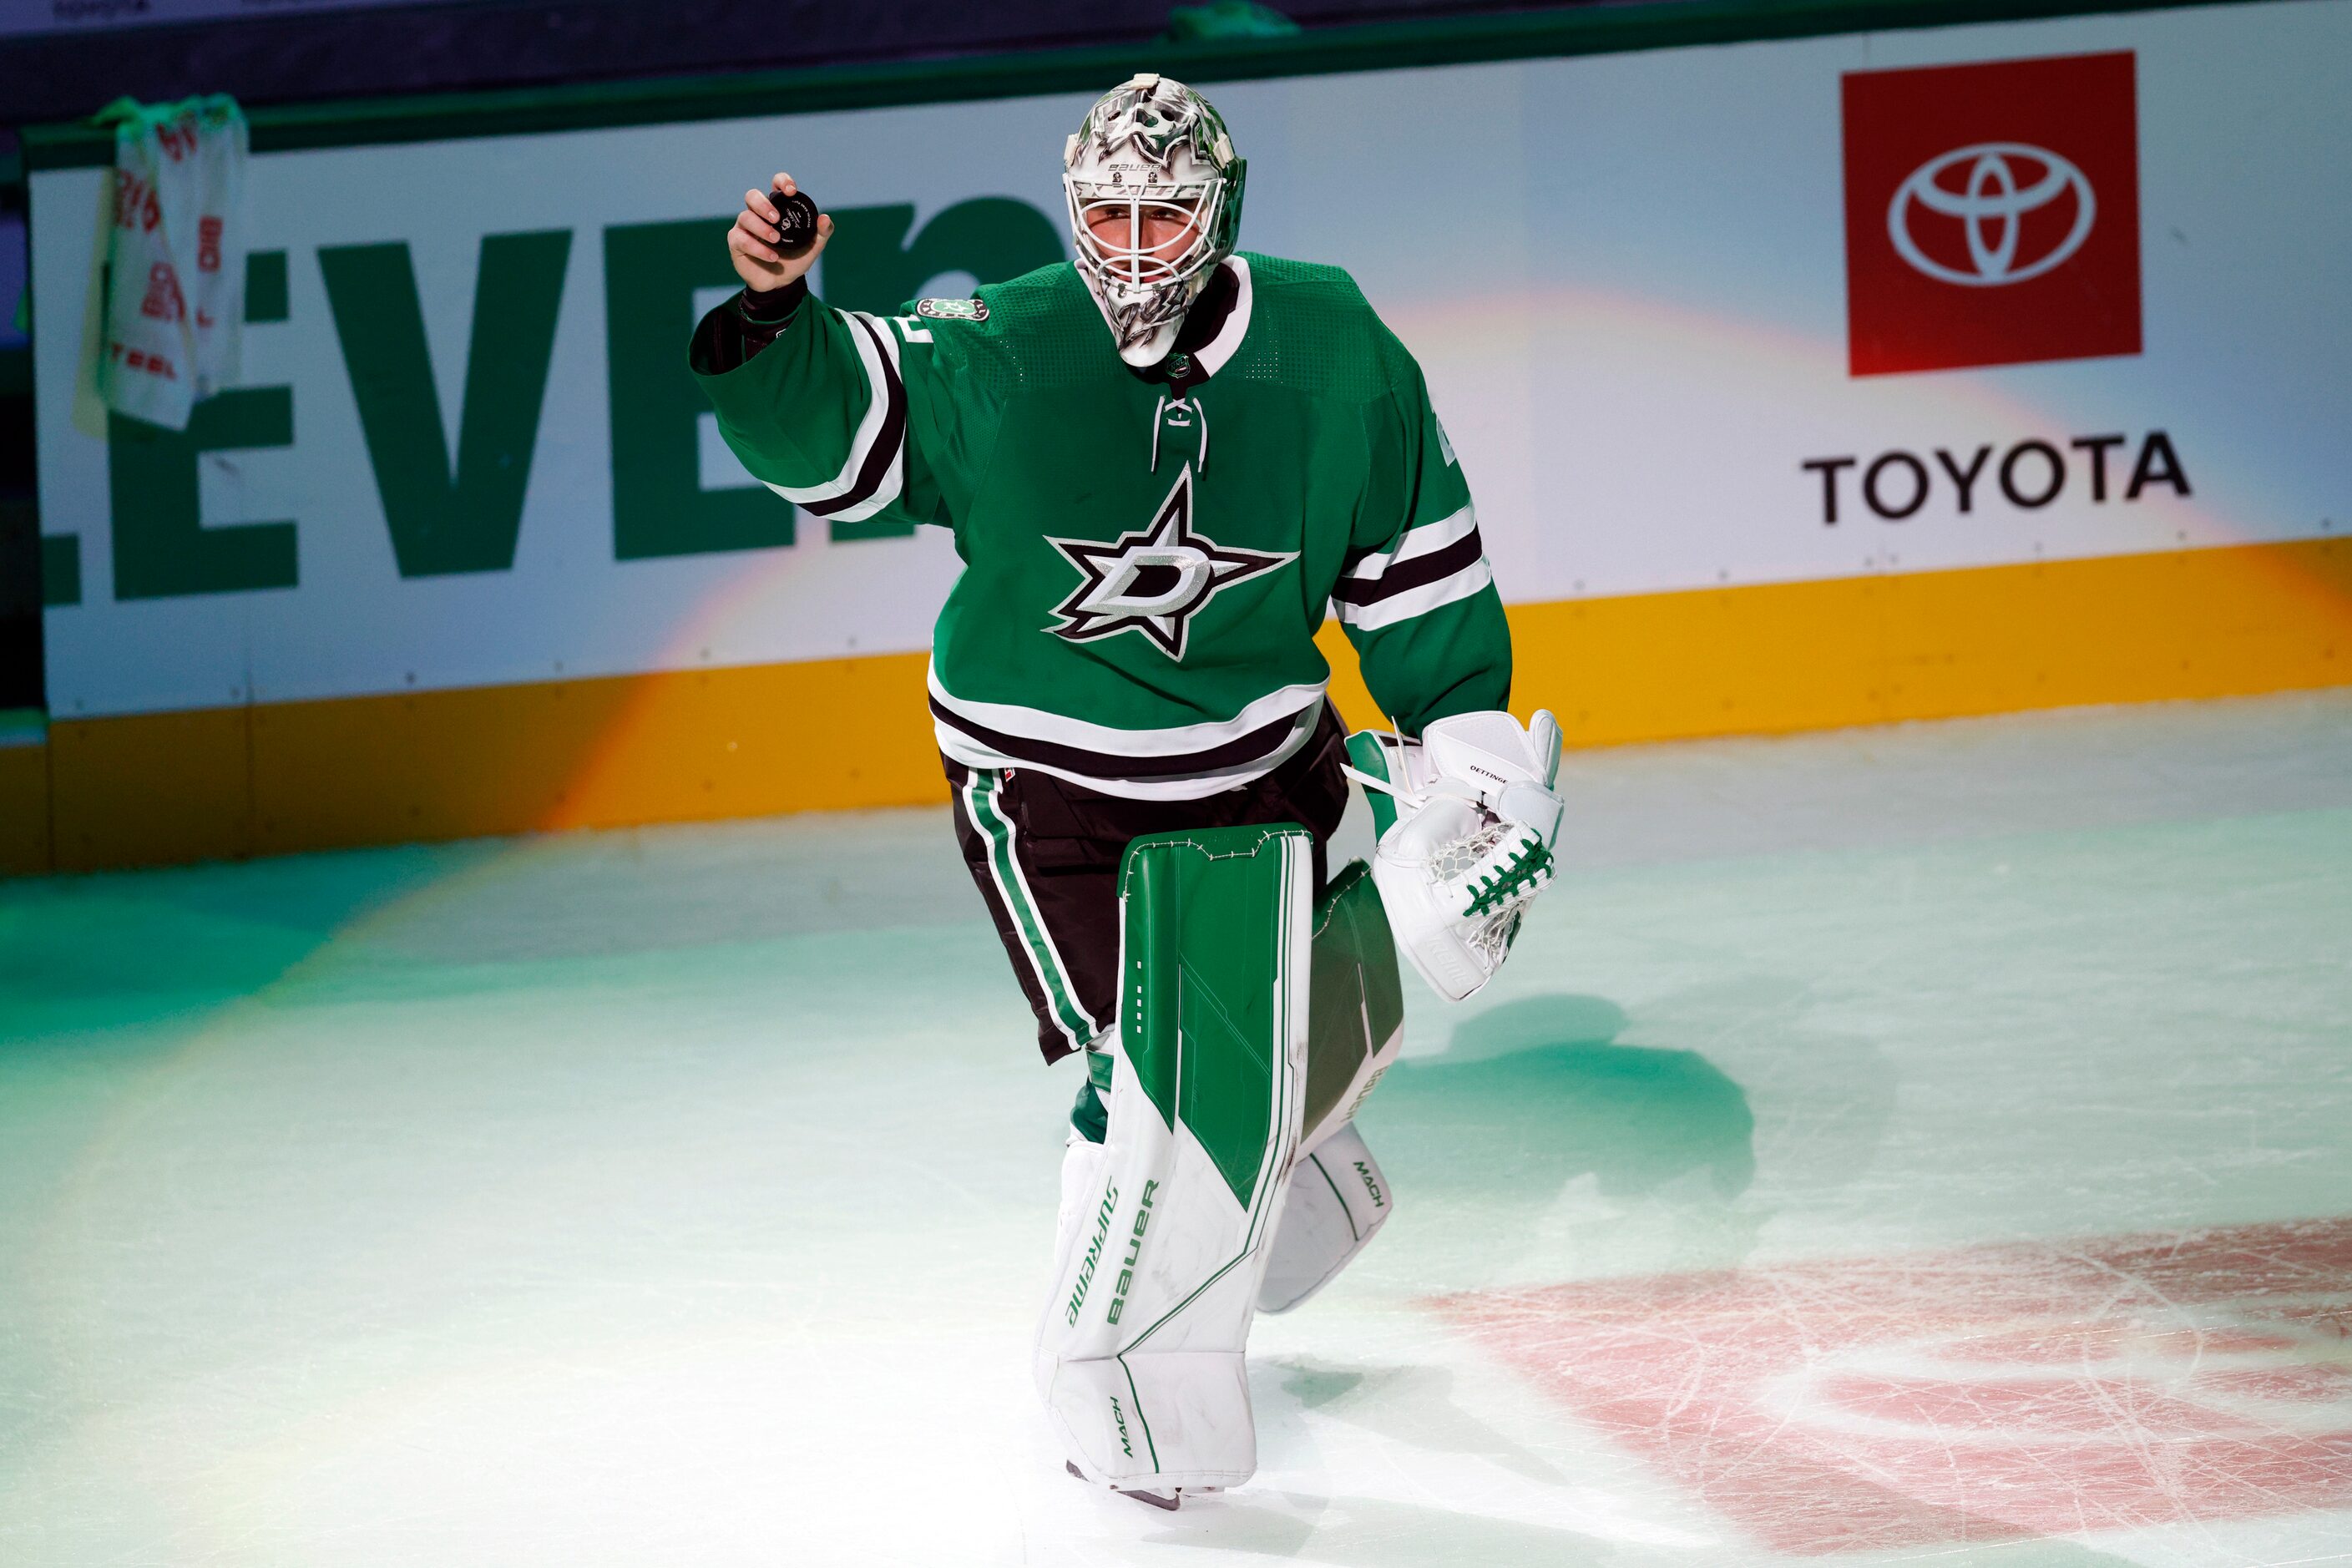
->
xmin=690 ymin=253 xmax=1511 ymax=799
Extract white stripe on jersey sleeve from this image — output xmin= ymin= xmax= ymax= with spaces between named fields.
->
xmin=758 ymin=310 xmax=906 ymax=515
xmin=1343 ymin=501 xmax=1479 ymax=589
xmin=1335 ymin=554 xmax=1494 ymax=631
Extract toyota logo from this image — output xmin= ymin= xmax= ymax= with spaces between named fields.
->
xmin=1887 ymin=142 xmax=2097 ymax=287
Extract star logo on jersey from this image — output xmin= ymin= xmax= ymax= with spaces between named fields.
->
xmin=1044 ymin=465 xmax=1293 ymax=660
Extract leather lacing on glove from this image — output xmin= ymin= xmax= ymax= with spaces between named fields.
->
xmin=1343 ymin=709 xmax=1565 ymax=1002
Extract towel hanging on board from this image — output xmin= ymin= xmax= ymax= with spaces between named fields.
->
xmin=78 ymin=95 xmax=250 ymax=432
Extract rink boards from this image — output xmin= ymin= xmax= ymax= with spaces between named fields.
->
xmin=13 ymin=0 xmax=2352 ymax=871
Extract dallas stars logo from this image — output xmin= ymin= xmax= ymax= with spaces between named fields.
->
xmin=1044 ymin=466 xmax=1293 ymax=660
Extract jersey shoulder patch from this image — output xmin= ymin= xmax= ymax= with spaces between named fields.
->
xmin=915 ymin=296 xmax=989 ymax=321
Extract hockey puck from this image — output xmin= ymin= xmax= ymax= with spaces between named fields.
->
xmin=770 ymin=189 xmax=820 ymax=258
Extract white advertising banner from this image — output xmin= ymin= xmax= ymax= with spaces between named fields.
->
xmin=29 ymin=0 xmax=2352 ymax=720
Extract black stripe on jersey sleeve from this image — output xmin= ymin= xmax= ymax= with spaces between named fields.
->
xmin=802 ymin=312 xmax=907 ymax=518
xmin=928 ymin=696 xmax=1314 ymax=782
xmin=1331 ymin=527 xmax=1486 ymax=607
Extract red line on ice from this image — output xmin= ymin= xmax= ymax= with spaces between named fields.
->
xmin=1435 ymin=1217 xmax=2352 ymax=1552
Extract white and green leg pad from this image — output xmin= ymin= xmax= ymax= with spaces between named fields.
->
xmin=1257 ymin=860 xmax=1405 ymax=1314
xmin=1257 ymin=1122 xmax=1393 ymax=1314
xmin=1294 ymin=860 xmax=1405 ymax=1157
xmin=1039 ymin=825 xmax=1314 ymax=1496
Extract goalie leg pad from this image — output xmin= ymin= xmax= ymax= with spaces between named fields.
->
xmin=1298 ymin=860 xmax=1405 ymax=1156
xmin=1257 ymin=1122 xmax=1393 ymax=1313
xmin=1037 ymin=825 xmax=1313 ymax=1494
xmin=1257 ymin=862 xmax=1404 ymax=1312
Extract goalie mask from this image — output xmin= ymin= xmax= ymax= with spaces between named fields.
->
xmin=1064 ymin=73 xmax=1247 ymax=367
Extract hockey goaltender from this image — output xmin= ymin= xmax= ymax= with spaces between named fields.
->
xmin=690 ymin=73 xmax=1568 ymax=1509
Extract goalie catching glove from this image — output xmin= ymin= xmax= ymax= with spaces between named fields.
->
xmin=1347 ymin=710 xmax=1565 ymax=1002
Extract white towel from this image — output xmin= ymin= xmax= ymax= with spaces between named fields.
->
xmin=81 ymin=95 xmax=249 ymax=432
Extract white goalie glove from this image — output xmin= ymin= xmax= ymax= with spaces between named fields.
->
xmin=1347 ymin=710 xmax=1565 ymax=1002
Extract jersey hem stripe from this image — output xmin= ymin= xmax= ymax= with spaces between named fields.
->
xmin=933 ymin=731 xmax=1315 ymax=801
xmin=933 ymin=706 xmax=1323 ymax=801
xmin=929 ymin=691 xmax=1316 ymax=781
xmin=927 ymin=665 xmax=1328 ymax=757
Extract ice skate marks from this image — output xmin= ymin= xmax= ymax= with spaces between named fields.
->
xmin=1439 ymin=1216 xmax=2352 ymax=1551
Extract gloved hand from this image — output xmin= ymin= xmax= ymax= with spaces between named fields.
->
xmin=1345 ymin=710 xmax=1563 ymax=1001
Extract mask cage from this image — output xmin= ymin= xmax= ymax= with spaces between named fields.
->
xmin=1064 ymin=179 xmax=1226 ymax=296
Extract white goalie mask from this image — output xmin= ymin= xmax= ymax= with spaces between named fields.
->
xmin=1064 ymin=73 xmax=1247 ymax=367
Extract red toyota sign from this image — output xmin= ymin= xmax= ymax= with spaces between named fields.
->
xmin=1843 ymin=52 xmax=2142 ymax=376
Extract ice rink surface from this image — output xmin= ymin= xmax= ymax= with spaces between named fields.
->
xmin=3 ymin=691 xmax=2349 ymax=1567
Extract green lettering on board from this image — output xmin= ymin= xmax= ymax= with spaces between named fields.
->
xmin=108 ymin=389 xmax=297 ymax=599
xmin=319 ymin=230 xmax=571 ymax=577
xmin=64 ymin=249 xmax=295 ymax=609
xmin=604 ymin=216 xmax=798 ymax=561
xmin=42 ymin=533 xmax=81 ymax=608
xmin=245 ymin=248 xmax=290 ymax=324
